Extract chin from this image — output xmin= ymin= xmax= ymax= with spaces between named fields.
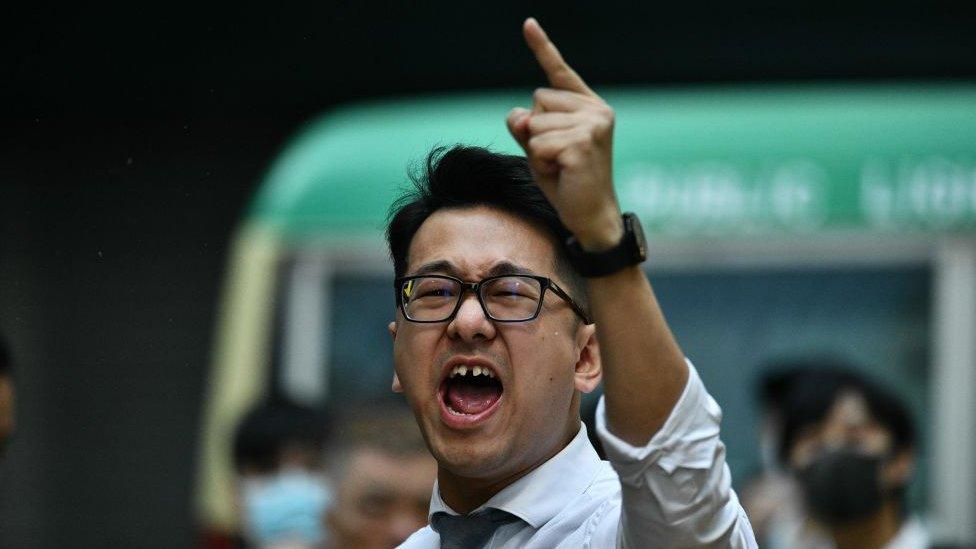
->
xmin=431 ymin=436 xmax=512 ymax=479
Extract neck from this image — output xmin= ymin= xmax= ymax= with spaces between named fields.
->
xmin=831 ymin=500 xmax=902 ymax=549
xmin=437 ymin=419 xmax=580 ymax=514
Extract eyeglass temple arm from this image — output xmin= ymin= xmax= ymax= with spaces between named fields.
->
xmin=548 ymin=283 xmax=593 ymax=324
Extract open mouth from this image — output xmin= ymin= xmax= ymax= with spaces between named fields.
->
xmin=441 ymin=363 xmax=504 ymax=417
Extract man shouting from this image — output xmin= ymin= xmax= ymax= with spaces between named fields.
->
xmin=386 ymin=18 xmax=757 ymax=548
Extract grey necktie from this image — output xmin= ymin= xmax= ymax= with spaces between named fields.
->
xmin=430 ymin=508 xmax=519 ymax=549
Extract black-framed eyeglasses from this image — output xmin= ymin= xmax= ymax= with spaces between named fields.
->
xmin=394 ymin=274 xmax=592 ymax=324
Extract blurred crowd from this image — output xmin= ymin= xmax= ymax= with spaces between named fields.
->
xmin=196 ymin=357 xmax=927 ymax=549
xmin=214 ymin=398 xmax=436 ymax=549
xmin=0 ymin=331 xmax=935 ymax=548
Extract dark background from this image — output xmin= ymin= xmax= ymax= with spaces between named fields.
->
xmin=1 ymin=2 xmax=974 ymax=546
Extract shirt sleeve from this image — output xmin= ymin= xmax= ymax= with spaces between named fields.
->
xmin=595 ymin=359 xmax=758 ymax=549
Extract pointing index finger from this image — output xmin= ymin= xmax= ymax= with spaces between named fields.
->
xmin=523 ymin=17 xmax=595 ymax=97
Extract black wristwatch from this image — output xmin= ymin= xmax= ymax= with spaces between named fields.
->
xmin=565 ymin=212 xmax=647 ymax=277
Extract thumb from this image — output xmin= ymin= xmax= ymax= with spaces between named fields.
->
xmin=506 ymin=107 xmax=532 ymax=152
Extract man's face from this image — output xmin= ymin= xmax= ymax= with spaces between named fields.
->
xmin=787 ymin=389 xmax=913 ymax=504
xmin=327 ymin=448 xmax=436 ymax=549
xmin=390 ymin=206 xmax=599 ymax=482
xmin=788 ymin=390 xmax=893 ymax=470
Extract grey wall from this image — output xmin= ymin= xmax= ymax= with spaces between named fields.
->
xmin=0 ymin=118 xmax=281 ymax=546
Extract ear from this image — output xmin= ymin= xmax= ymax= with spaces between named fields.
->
xmin=572 ymin=322 xmax=602 ymax=393
xmin=389 ymin=321 xmax=403 ymax=392
xmin=882 ymin=448 xmax=915 ymax=488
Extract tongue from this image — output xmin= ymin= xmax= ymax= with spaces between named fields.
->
xmin=446 ymin=381 xmax=501 ymax=415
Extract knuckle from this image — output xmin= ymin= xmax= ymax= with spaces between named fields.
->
xmin=527 ymin=136 xmax=545 ymax=154
xmin=555 ymin=67 xmax=574 ymax=82
xmin=560 ymin=151 xmax=584 ymax=169
xmin=527 ymin=116 xmax=543 ymax=133
xmin=571 ymin=126 xmax=594 ymax=145
xmin=593 ymin=115 xmax=612 ymax=134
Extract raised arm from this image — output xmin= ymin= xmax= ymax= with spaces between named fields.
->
xmin=506 ymin=18 xmax=688 ymax=446
xmin=507 ymin=21 xmax=756 ymax=547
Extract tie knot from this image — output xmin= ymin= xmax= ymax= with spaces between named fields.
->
xmin=431 ymin=509 xmax=518 ymax=549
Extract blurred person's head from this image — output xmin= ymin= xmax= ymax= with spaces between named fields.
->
xmin=778 ymin=366 xmax=916 ymax=548
xmin=385 ymin=146 xmax=600 ymax=504
xmin=325 ymin=403 xmax=436 ymax=549
xmin=0 ymin=334 xmax=14 ymax=457
xmin=755 ymin=359 xmax=858 ymax=472
xmin=233 ymin=398 xmax=331 ymax=548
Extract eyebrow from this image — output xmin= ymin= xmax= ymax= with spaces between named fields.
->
xmin=410 ymin=260 xmax=457 ymax=277
xmin=486 ymin=261 xmax=537 ymax=278
xmin=409 ymin=260 xmax=539 ymax=279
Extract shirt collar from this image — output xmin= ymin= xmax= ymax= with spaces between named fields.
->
xmin=427 ymin=422 xmax=604 ymax=529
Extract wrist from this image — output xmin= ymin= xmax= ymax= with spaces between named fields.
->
xmin=574 ymin=210 xmax=625 ymax=252
xmin=565 ymin=212 xmax=647 ymax=278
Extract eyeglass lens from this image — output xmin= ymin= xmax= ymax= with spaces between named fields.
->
xmin=401 ymin=276 xmax=543 ymax=322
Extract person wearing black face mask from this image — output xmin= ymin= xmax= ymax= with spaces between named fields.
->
xmin=776 ymin=368 xmax=927 ymax=549
xmin=797 ymin=445 xmax=889 ymax=526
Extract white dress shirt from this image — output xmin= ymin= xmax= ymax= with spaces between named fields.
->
xmin=769 ymin=515 xmax=929 ymax=549
xmin=398 ymin=361 xmax=757 ymax=548
xmin=884 ymin=517 xmax=928 ymax=549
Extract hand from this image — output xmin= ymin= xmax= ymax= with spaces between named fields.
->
xmin=507 ymin=18 xmax=623 ymax=251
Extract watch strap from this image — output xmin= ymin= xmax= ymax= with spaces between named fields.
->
xmin=565 ymin=212 xmax=646 ymax=277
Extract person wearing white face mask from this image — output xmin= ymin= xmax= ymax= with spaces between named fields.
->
xmin=233 ymin=399 xmax=332 ymax=548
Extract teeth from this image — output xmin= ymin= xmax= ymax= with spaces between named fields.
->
xmin=448 ymin=365 xmax=497 ymax=378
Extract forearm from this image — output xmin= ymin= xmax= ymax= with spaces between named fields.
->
xmin=595 ymin=363 xmax=758 ymax=548
xmin=586 ymin=263 xmax=688 ymax=446
xmin=509 ymin=17 xmax=690 ymax=446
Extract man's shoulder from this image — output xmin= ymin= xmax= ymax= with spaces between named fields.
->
xmin=569 ymin=459 xmax=623 ymax=520
xmin=396 ymin=524 xmax=438 ymax=548
xmin=591 ymin=459 xmax=622 ymax=494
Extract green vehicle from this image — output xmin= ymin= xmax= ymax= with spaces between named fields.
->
xmin=196 ymin=85 xmax=976 ymax=543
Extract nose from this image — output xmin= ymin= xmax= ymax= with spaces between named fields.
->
xmin=447 ymin=292 xmax=496 ymax=342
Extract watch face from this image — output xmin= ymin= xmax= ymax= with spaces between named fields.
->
xmin=627 ymin=212 xmax=648 ymax=261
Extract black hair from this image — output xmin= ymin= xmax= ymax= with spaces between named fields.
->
xmin=386 ymin=145 xmax=587 ymax=310
xmin=775 ymin=362 xmax=916 ymax=466
xmin=325 ymin=399 xmax=429 ymax=477
xmin=329 ymin=399 xmax=424 ymax=453
xmin=756 ymin=358 xmax=860 ymax=416
xmin=232 ymin=398 xmax=330 ymax=473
